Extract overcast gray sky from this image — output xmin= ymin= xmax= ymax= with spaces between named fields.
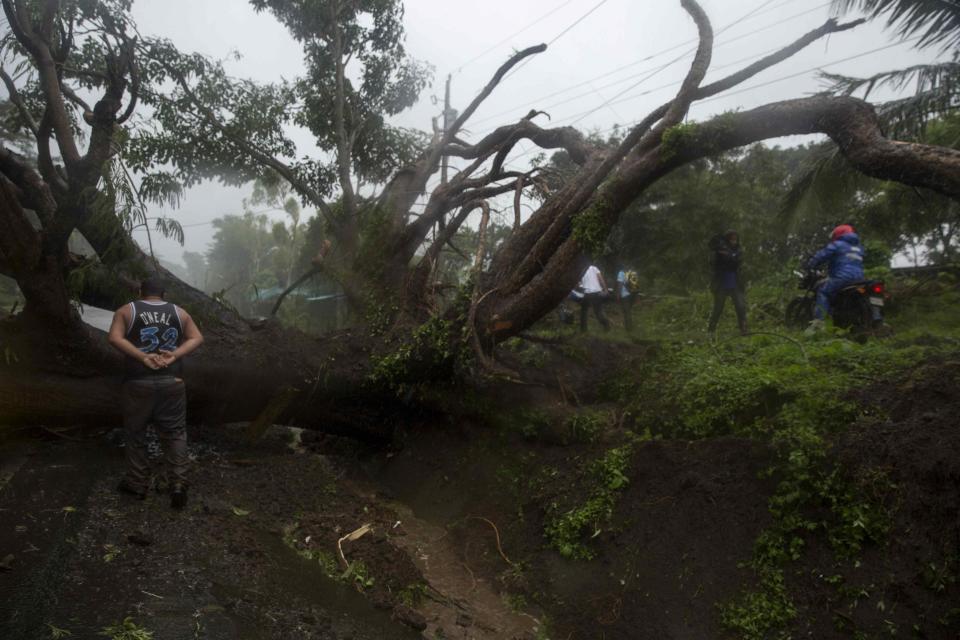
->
xmin=127 ymin=0 xmax=940 ymax=265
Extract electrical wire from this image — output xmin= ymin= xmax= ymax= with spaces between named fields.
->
xmin=503 ymin=0 xmax=614 ymax=80
xmin=468 ymin=0 xmax=829 ymax=131
xmin=568 ymin=0 xmax=784 ymax=125
xmin=453 ymin=0 xmax=580 ymax=73
xmin=500 ymin=35 xmax=923 ymax=166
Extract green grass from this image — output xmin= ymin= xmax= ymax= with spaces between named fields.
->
xmin=531 ymin=275 xmax=960 ymax=637
xmin=99 ymin=618 xmax=152 ymax=640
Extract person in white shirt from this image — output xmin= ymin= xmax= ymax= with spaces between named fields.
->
xmin=577 ymin=264 xmax=610 ymax=332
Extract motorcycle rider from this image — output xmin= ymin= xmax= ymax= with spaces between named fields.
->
xmin=805 ymin=224 xmax=865 ymax=331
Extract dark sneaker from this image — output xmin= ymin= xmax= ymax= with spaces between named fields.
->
xmin=117 ymin=480 xmax=146 ymax=500
xmin=170 ymin=484 xmax=188 ymax=510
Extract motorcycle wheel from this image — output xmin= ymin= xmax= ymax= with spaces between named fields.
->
xmin=836 ymin=293 xmax=873 ymax=335
xmin=785 ymin=297 xmax=813 ymax=329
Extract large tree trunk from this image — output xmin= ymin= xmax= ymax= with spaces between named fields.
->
xmin=0 ymin=309 xmax=406 ymax=440
xmin=5 ymin=0 xmax=960 ymax=438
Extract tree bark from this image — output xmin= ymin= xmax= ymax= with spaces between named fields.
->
xmin=5 ymin=0 xmax=960 ymax=437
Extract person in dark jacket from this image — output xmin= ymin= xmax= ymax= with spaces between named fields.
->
xmin=707 ymin=229 xmax=748 ymax=335
xmin=805 ymin=224 xmax=865 ymax=329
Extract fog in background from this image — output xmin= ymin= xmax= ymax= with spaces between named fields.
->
xmin=128 ymin=0 xmax=940 ymax=266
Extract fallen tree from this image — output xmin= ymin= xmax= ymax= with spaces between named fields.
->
xmin=2 ymin=0 xmax=960 ymax=434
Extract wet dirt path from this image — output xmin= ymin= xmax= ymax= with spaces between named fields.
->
xmin=2 ymin=426 xmax=543 ymax=639
xmin=0 ymin=429 xmax=418 ymax=639
xmin=344 ymin=476 xmax=542 ymax=640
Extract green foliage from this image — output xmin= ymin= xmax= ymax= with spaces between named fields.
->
xmin=496 ymin=408 xmax=553 ymax=441
xmin=341 ymin=560 xmax=375 ymax=590
xmin=46 ymin=623 xmax=72 ymax=639
xmin=719 ymin=568 xmax=798 ymax=640
xmin=572 ymin=202 xmax=612 ymax=258
xmin=565 ymin=409 xmax=613 ymax=443
xmin=201 ymin=177 xmax=344 ymax=321
xmin=99 ymin=618 xmax=152 ymax=640
xmin=368 ymin=316 xmax=456 ymax=392
xmin=606 ymin=143 xmax=816 ymax=293
xmin=660 ymin=122 xmax=701 ymax=161
xmin=397 ymin=582 xmax=428 ymax=607
xmin=248 ymin=0 xmax=433 ymax=185
xmin=544 ymin=444 xmax=633 ymax=560
xmin=284 ymin=523 xmax=377 ymax=591
xmin=283 ymin=525 xmax=340 ymax=576
xmin=603 ymin=283 xmax=960 ymax=639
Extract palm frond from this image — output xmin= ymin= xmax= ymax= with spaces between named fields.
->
xmin=876 ymin=85 xmax=960 ymax=137
xmin=832 ymin=0 xmax=960 ymax=52
xmin=822 ymin=61 xmax=960 ymax=137
xmin=822 ymin=60 xmax=960 ymax=98
xmin=780 ymin=143 xmax=868 ymax=224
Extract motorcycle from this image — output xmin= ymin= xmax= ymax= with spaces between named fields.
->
xmin=785 ymin=269 xmax=887 ymax=332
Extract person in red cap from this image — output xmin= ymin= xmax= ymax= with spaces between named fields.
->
xmin=805 ymin=224 xmax=865 ymax=330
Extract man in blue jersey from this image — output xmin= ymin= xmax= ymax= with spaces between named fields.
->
xmin=108 ymin=277 xmax=204 ymax=509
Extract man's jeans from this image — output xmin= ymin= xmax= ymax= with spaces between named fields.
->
xmin=620 ymin=295 xmax=635 ymax=332
xmin=708 ymin=288 xmax=748 ymax=333
xmin=814 ymin=277 xmax=852 ymax=320
xmin=580 ymin=292 xmax=611 ymax=332
xmin=122 ymin=377 xmax=188 ymax=492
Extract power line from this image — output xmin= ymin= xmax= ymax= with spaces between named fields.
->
xmin=543 ymin=0 xmax=612 ymax=46
xmin=485 ymin=44 xmax=785 ymax=128
xmin=504 ymin=0 xmax=614 ymax=80
xmin=468 ymin=0 xmax=828 ymax=131
xmin=691 ymin=35 xmax=924 ymax=105
xmin=500 ymin=35 xmax=923 ymax=166
xmin=453 ymin=0 xmax=579 ymax=74
xmin=568 ymin=0 xmax=784 ymax=125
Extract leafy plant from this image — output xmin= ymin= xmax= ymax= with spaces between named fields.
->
xmin=341 ymin=560 xmax=375 ymax=590
xmin=99 ymin=618 xmax=153 ymax=640
xmin=47 ymin=623 xmax=72 ymax=639
xmin=544 ymin=444 xmax=633 ymax=559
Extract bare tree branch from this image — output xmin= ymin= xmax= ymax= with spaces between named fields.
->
xmin=501 ymin=0 xmax=714 ymax=298
xmin=60 ymin=82 xmax=92 ymax=113
xmin=0 ymin=144 xmax=57 ymax=223
xmin=388 ymin=45 xmax=549 ymax=227
xmin=270 ymin=268 xmax=318 ymax=317
xmin=0 ymin=174 xmax=40 ymax=274
xmin=445 ymin=119 xmax=593 ymax=165
xmin=513 ymin=174 xmax=525 ymax=231
xmin=649 ymin=96 xmax=960 ymax=197
xmin=2 ymin=0 xmax=82 ymax=168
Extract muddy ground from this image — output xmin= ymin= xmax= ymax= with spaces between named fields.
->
xmin=2 ymin=340 xmax=959 ymax=640
xmin=0 ymin=425 xmax=540 ymax=639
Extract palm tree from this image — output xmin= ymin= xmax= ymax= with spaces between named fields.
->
xmin=826 ymin=0 xmax=960 ymax=137
xmin=833 ymin=0 xmax=960 ymax=51
xmin=781 ymin=0 xmax=960 ymax=236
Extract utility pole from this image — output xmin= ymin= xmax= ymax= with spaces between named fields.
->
xmin=439 ymin=74 xmax=457 ymax=230
xmin=441 ymin=73 xmax=453 ymax=187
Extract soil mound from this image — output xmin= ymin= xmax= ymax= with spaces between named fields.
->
xmin=365 ymin=359 xmax=960 ymax=639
